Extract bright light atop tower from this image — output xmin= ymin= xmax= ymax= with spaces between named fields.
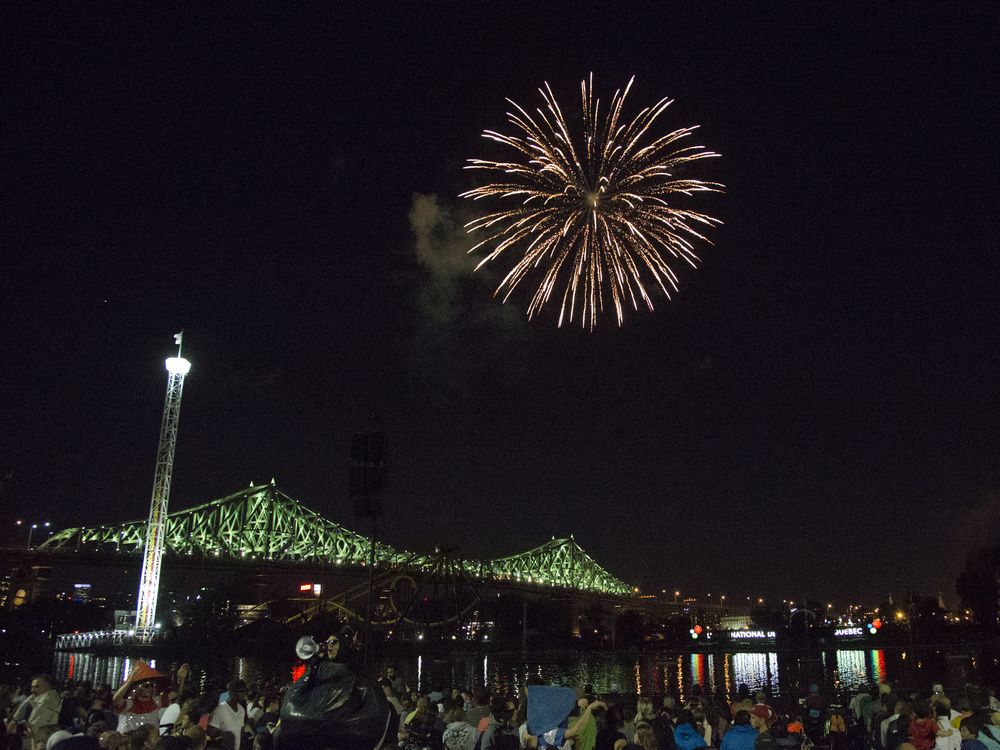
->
xmin=165 ymin=357 xmax=191 ymax=375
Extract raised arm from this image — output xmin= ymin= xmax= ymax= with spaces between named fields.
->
xmin=566 ymin=700 xmax=604 ymax=739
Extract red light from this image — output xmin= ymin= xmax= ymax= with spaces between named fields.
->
xmin=872 ymin=618 xmax=882 ymax=629
xmin=693 ymin=625 xmax=703 ymax=634
xmin=299 ymin=583 xmax=312 ymax=592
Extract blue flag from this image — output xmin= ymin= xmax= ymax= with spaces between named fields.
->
xmin=527 ymin=685 xmax=577 ymax=747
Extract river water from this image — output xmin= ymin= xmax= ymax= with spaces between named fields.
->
xmin=53 ymin=646 xmax=982 ymax=702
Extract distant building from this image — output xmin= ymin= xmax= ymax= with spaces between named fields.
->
xmin=0 ymin=567 xmax=11 ymax=607
xmin=719 ymin=615 xmax=753 ymax=630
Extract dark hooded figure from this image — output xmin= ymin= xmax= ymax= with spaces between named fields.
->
xmin=274 ymin=627 xmax=398 ymax=750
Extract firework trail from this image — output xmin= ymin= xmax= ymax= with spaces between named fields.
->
xmin=461 ymin=75 xmax=723 ymax=329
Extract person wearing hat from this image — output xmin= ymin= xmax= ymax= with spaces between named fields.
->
xmin=750 ymin=706 xmax=778 ymax=750
xmin=208 ymin=679 xmax=248 ymax=750
xmin=111 ymin=662 xmax=183 ymax=733
xmin=752 ymin=692 xmax=776 ymax=729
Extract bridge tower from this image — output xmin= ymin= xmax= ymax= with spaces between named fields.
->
xmin=135 ymin=333 xmax=191 ymax=640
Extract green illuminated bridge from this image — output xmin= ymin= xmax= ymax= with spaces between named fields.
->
xmin=39 ymin=481 xmax=634 ymax=597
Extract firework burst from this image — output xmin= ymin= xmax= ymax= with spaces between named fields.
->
xmin=461 ymin=75 xmax=723 ymax=329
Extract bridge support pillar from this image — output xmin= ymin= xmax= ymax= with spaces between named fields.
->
xmin=253 ymin=574 xmax=273 ymax=603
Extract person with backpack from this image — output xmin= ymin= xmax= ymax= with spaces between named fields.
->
xmin=976 ymin=718 xmax=1000 ymax=750
xmin=442 ymin=707 xmax=478 ymax=750
xmin=401 ymin=696 xmax=443 ymax=750
xmin=479 ymin=696 xmax=518 ymax=750
xmin=960 ymin=717 xmax=988 ymax=750
xmin=883 ymin=702 xmax=909 ymax=750
xmin=804 ymin=686 xmax=827 ymax=743
xmin=829 ymin=711 xmax=848 ymax=735
xmin=886 ymin=704 xmax=914 ymax=750
xmin=750 ymin=706 xmax=779 ymax=750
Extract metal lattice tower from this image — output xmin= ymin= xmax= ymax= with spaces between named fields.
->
xmin=135 ymin=334 xmax=191 ymax=639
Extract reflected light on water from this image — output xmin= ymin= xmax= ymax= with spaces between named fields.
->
xmin=731 ymin=652 xmax=777 ymax=695
xmin=676 ymin=656 xmax=684 ymax=701
xmin=723 ymin=652 xmax=732 ymax=697
xmin=871 ymin=650 xmax=887 ymax=685
xmin=50 ymin=646 xmax=971 ymax=700
xmin=834 ymin=650 xmax=866 ymax=692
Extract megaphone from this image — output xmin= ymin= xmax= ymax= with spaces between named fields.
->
xmin=295 ymin=635 xmax=320 ymax=661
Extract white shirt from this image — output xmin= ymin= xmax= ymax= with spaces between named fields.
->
xmin=248 ymin=705 xmax=264 ymax=725
xmin=160 ymin=703 xmax=181 ymax=735
xmin=935 ymin=717 xmax=960 ymax=750
xmin=210 ymin=701 xmax=247 ymax=750
xmin=881 ymin=713 xmax=899 ymax=747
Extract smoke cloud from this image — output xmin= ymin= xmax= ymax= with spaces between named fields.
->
xmin=409 ymin=193 xmax=477 ymax=325
xmin=403 ymin=193 xmax=528 ymax=386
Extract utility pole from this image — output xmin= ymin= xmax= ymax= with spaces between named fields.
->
xmin=521 ymin=599 xmax=527 ymax=652
xmin=350 ymin=427 xmax=385 ymax=668
xmin=135 ymin=333 xmax=190 ymax=641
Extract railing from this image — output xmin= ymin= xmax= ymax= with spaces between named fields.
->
xmin=54 ymin=629 xmax=168 ymax=650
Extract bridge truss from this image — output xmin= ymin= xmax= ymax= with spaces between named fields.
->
xmin=40 ymin=481 xmax=633 ymax=597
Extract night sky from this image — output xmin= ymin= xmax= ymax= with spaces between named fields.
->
xmin=3 ymin=5 xmax=998 ymax=608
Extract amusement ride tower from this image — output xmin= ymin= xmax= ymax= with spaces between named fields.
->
xmin=135 ymin=333 xmax=191 ymax=639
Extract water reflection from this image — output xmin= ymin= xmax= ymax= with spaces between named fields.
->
xmin=730 ymin=652 xmax=778 ymax=696
xmin=834 ymin=650 xmax=867 ymax=693
xmin=871 ymin=650 xmax=887 ymax=685
xmin=52 ymin=648 xmax=972 ymax=702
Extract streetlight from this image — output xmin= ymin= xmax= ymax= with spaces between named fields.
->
xmin=674 ymin=591 xmax=680 ymax=604
xmin=26 ymin=522 xmax=51 ymax=550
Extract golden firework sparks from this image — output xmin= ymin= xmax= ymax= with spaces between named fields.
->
xmin=461 ymin=75 xmax=723 ymax=329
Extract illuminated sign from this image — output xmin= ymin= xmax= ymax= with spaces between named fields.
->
xmin=299 ymin=583 xmax=312 ymax=592
xmin=313 ymin=584 xmax=323 ymax=596
xmin=731 ymin=630 xmax=776 ymax=639
xmin=834 ymin=627 xmax=864 ymax=637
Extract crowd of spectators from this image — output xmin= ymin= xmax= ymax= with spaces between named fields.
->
xmin=4 ymin=659 xmax=1000 ymax=750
